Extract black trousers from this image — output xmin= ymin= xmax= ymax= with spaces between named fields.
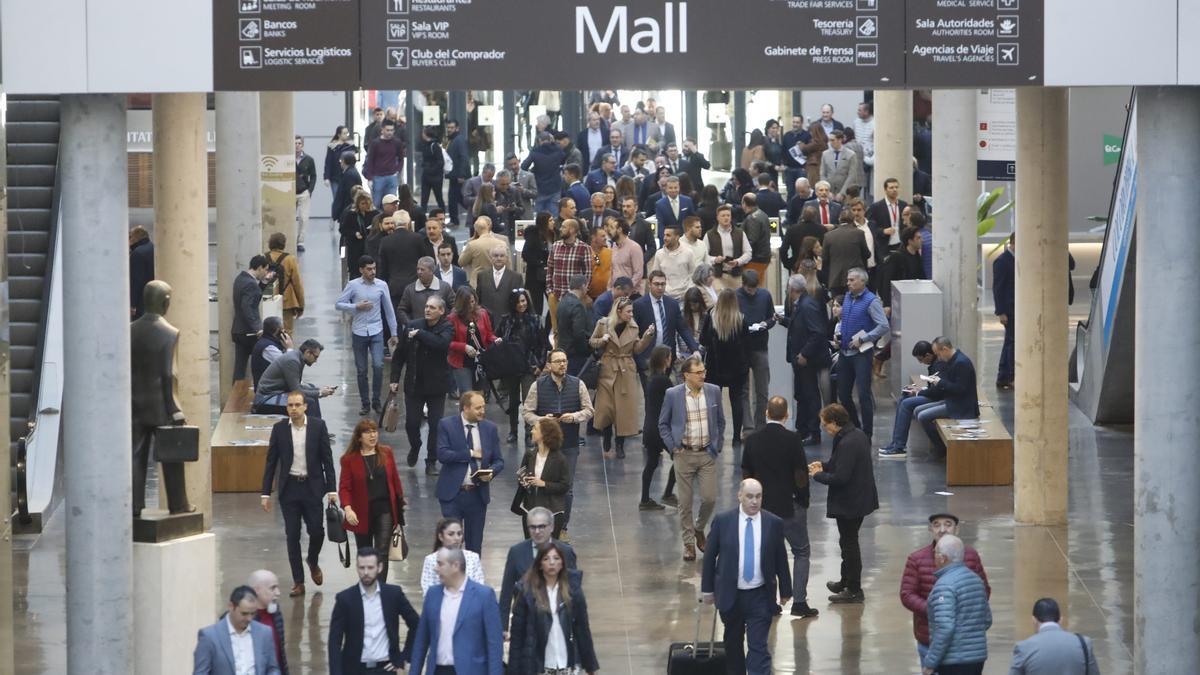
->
xmin=836 ymin=516 xmax=865 ymax=592
xmin=354 ymin=499 xmax=394 ymax=582
xmin=420 ymin=176 xmax=445 ymax=210
xmin=232 ymin=332 xmax=258 ymax=382
xmin=447 ymin=177 xmax=465 ymax=224
xmin=640 ymin=435 xmax=676 ymax=502
xmin=281 ymin=483 xmax=325 ymax=585
xmin=792 ymin=363 xmax=823 ymax=437
xmin=720 ymin=377 xmax=748 ymax=438
xmin=405 ymin=391 xmax=446 ymax=467
xmin=131 ymin=424 xmax=189 ymax=516
xmin=937 ymin=663 xmax=985 ymax=675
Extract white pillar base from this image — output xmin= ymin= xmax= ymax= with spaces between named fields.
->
xmin=133 ymin=533 xmax=217 ymax=675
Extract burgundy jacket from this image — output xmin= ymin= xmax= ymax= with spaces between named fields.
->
xmin=337 ymin=445 xmax=405 ymax=536
xmin=900 ymin=541 xmax=991 ymax=645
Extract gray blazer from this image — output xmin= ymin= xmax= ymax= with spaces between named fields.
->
xmin=658 ymin=382 xmax=725 ymax=456
xmin=232 ymin=270 xmax=263 ymax=335
xmin=1009 ymin=624 xmax=1100 ymax=675
xmin=819 ymin=147 xmax=862 ymax=197
xmin=193 ymin=617 xmax=281 ymax=675
xmin=476 ymin=268 xmax=525 ymax=322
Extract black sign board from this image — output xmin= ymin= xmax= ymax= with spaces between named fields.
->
xmin=214 ymin=0 xmax=360 ymax=91
xmin=360 ymin=0 xmax=905 ymax=89
xmin=905 ymin=0 xmax=1043 ymax=86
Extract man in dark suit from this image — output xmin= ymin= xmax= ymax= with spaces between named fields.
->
xmin=653 ymin=176 xmax=695 ymax=246
xmin=784 ymin=177 xmax=814 ymax=226
xmin=802 ymin=181 xmax=843 ymax=229
xmin=633 ymin=270 xmax=698 ymax=372
xmin=701 ymin=479 xmax=792 ymax=675
xmin=592 ymin=276 xmax=633 ymax=323
xmin=781 ymin=116 xmax=812 ymax=200
xmin=555 ymin=274 xmax=595 ymax=376
xmin=392 ymin=294 xmax=454 ymax=475
xmin=563 ymin=164 xmax=590 ymax=214
xmin=497 ymin=506 xmax=578 ymax=637
xmin=419 ymin=214 xmax=459 ymax=266
xmin=575 ymin=111 xmax=610 ymax=170
xmin=377 ymin=216 xmax=426 ymax=308
xmin=652 ymin=106 xmax=677 ymax=148
xmin=193 ymin=586 xmax=282 ymax=675
xmin=435 ymin=241 xmax=469 ymax=290
xmin=577 ymin=192 xmax=620 ymax=240
xmin=232 ymin=255 xmax=271 ymax=383
xmin=410 ymin=548 xmax=504 ymax=675
xmin=821 ymin=220 xmax=871 ymax=297
xmin=680 ymin=138 xmax=710 ymax=190
xmin=329 ymin=547 xmax=420 ymax=675
xmin=590 ymin=128 xmax=627 ymax=170
xmin=741 ymin=398 xmax=818 ymax=618
xmin=915 ymin=337 xmax=980 ymax=455
xmin=753 ymin=173 xmax=787 ymax=219
xmin=260 ymin=391 xmax=337 ymax=597
xmin=129 ymin=226 xmax=155 ymax=318
xmin=583 ymin=153 xmax=619 ymax=195
xmin=475 ymin=244 xmax=524 ymax=322
xmin=781 ymin=274 xmax=831 ymax=445
xmin=435 ymin=392 xmax=506 ymax=554
xmin=866 ymin=177 xmax=908 ymax=253
xmin=992 ymin=235 xmax=1015 ymax=389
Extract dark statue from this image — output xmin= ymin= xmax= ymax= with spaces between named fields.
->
xmin=131 ymin=280 xmax=196 ymax=518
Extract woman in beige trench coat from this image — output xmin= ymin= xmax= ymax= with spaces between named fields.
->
xmin=589 ymin=296 xmax=655 ymax=458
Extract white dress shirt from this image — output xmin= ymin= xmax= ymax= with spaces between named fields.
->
xmin=854 ymin=219 xmax=876 ymax=268
xmin=461 ymin=414 xmax=480 ymax=487
xmin=227 ymin=616 xmax=257 ymax=675
xmin=544 ymin=583 xmax=569 ymax=668
xmin=438 ymin=265 xmax=455 ymax=287
xmin=289 ymin=421 xmax=307 ymax=477
xmin=885 ymin=199 xmax=901 ymax=245
xmin=360 ymin=582 xmax=391 ymax=662
xmin=736 ymin=508 xmax=764 ymax=589
xmin=436 ymin=580 xmax=467 ymax=666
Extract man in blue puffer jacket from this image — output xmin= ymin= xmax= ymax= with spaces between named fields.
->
xmin=923 ymin=535 xmax=992 ymax=675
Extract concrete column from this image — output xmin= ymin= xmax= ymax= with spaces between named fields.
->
xmin=0 ymin=82 xmax=13 ymax=675
xmin=1134 ymin=86 xmax=1200 ymax=674
xmin=152 ymin=93 xmax=212 ymax=525
xmin=259 ymin=91 xmax=296 ymax=253
xmin=872 ymin=90 xmax=913 ymax=200
xmin=931 ymin=89 xmax=979 ymax=354
xmin=60 ymin=94 xmax=133 ymax=674
xmin=732 ymin=91 xmax=746 ymax=160
xmin=407 ymin=92 xmax=420 ymax=189
xmin=1013 ymin=87 xmax=1069 ymax=525
xmin=216 ymin=92 xmax=263 ymax=405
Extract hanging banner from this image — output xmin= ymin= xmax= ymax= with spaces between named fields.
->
xmin=977 ymin=88 xmax=1017 ymax=181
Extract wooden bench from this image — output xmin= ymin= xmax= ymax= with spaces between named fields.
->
xmin=905 ymin=375 xmax=1014 ymax=486
xmin=211 ymin=380 xmax=283 ymax=493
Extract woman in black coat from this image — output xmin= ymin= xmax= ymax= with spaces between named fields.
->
xmin=324 ymin=125 xmax=357 ymax=219
xmin=521 ymin=212 xmax=555 ymax=319
xmin=809 ymin=402 xmax=879 ymax=603
xmin=496 ymin=289 xmax=549 ymax=443
xmin=509 ymin=542 xmax=599 ymax=675
xmin=338 ymin=191 xmax=377 ymax=277
xmin=700 ymin=288 xmax=751 ymax=442
xmin=640 ymin=345 xmax=677 ymax=510
xmin=518 ymin=419 xmax=571 ymax=538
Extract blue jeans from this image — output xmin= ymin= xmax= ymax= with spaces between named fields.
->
xmin=452 ymin=367 xmax=478 ymax=396
xmin=916 ymin=401 xmax=950 ymax=453
xmin=917 ymin=641 xmax=929 ymax=668
xmin=837 ymin=349 xmax=876 ymax=437
xmin=352 ymin=332 xmax=386 ymax=408
xmin=371 ymin=174 xmax=398 ymax=209
xmin=535 ymin=194 xmax=559 ymax=218
xmin=885 ymin=395 xmax=931 ymax=450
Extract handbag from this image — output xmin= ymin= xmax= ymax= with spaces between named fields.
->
xmin=154 ymin=425 xmax=199 ymax=462
xmin=389 ymin=525 xmax=409 ymax=561
xmin=479 ymin=340 xmax=528 ymax=380
xmin=326 ymin=502 xmax=351 ymax=568
xmin=576 ymin=354 xmax=600 ymax=390
xmin=380 ymin=392 xmax=401 ymax=433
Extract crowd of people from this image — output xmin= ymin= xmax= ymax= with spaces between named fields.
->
xmin=181 ymin=94 xmax=1097 ymax=675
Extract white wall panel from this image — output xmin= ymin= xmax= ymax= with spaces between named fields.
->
xmin=86 ymin=0 xmax=212 ymax=92
xmin=1179 ymin=1 xmax=1200 ymax=84
xmin=1044 ymin=0 xmax=1176 ymax=86
xmin=2 ymin=0 xmax=89 ymax=93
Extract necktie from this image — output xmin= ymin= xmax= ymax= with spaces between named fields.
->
xmin=889 ymin=202 xmax=898 ymax=224
xmin=834 ymin=150 xmax=840 ymax=166
xmin=743 ymin=517 xmax=755 ymax=582
xmin=654 ymin=299 xmax=665 ymax=345
xmin=465 ymin=424 xmax=479 ymax=475
xmin=821 ymin=202 xmax=829 ymax=225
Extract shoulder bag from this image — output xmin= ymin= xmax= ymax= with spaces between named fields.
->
xmin=326 ymin=501 xmax=351 ymax=568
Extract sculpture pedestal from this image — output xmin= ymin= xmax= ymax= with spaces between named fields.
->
xmin=133 ymin=511 xmax=204 ymax=543
xmin=133 ymin=533 xmax=216 ymax=675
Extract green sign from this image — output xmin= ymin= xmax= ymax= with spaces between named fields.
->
xmin=1103 ymin=134 xmax=1123 ymax=165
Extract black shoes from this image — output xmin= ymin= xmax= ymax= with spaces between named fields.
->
xmin=639 ymin=499 xmax=665 ymax=511
xmin=372 ymin=401 xmax=383 ymax=413
xmin=615 ymin=437 xmax=625 ymax=459
xmin=358 ymin=406 xmax=371 ymax=417
xmin=826 ymin=580 xmax=845 ymax=594
xmin=791 ymin=602 xmax=820 ymax=618
xmin=828 ymin=589 xmax=865 ymax=604
xmin=506 ymin=431 xmax=518 ymax=443
xmin=661 ymin=493 xmax=679 ymax=507
xmin=425 ymin=464 xmax=439 ymax=476
xmin=406 ymin=451 xmax=419 ymax=468
xmin=802 ymin=435 xmax=822 ymax=447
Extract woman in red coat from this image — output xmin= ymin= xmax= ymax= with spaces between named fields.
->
xmin=447 ymin=286 xmax=498 ymax=395
xmin=339 ymin=418 xmax=406 ymax=581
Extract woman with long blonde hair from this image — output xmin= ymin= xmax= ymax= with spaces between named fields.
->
xmin=700 ymin=288 xmax=751 ymax=442
xmin=588 ymin=296 xmax=655 ymax=457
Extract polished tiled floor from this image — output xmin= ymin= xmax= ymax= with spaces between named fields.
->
xmin=13 ymin=219 xmax=1134 ymax=673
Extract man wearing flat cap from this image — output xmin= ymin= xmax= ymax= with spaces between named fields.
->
xmin=899 ymin=513 xmax=991 ymax=668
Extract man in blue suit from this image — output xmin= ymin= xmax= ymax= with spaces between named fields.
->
xmin=410 ymin=548 xmax=504 ymax=675
xmin=659 ymin=356 xmax=725 ymax=561
xmin=194 ymin=586 xmax=282 ymax=674
xmin=435 ymin=391 xmax=505 ymax=554
xmin=633 ymin=270 xmax=698 ymax=374
xmin=654 ymin=176 xmax=695 ymax=246
xmin=701 ymin=479 xmax=792 ymax=675
xmin=583 ymin=153 xmax=620 ymax=194
xmin=781 ymin=274 xmax=831 ymax=445
xmin=563 ymin=164 xmax=590 ymax=214
xmin=592 ymin=276 xmax=633 ymax=323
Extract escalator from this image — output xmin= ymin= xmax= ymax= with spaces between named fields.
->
xmin=6 ymin=95 xmax=62 ymax=531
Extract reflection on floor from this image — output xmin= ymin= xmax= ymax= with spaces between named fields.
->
xmin=13 ymin=220 xmax=1134 ymax=674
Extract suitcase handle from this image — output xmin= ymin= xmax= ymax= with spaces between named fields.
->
xmin=691 ymin=598 xmax=719 ymax=659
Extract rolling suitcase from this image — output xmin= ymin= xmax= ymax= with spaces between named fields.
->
xmin=667 ymin=600 xmax=726 ymax=674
